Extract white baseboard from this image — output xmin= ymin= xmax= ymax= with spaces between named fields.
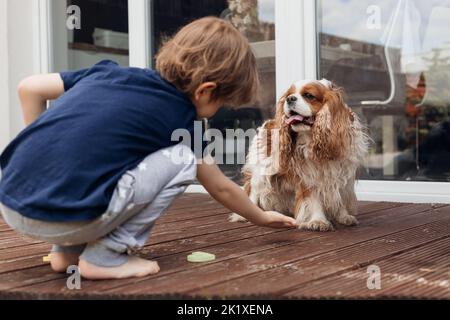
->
xmin=185 ymin=185 xmax=210 ymax=194
xmin=186 ymin=180 xmax=450 ymax=204
xmin=355 ymin=180 xmax=450 ymax=204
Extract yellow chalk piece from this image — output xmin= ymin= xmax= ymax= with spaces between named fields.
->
xmin=187 ymin=251 xmax=216 ymax=263
xmin=43 ymin=255 xmax=51 ymax=263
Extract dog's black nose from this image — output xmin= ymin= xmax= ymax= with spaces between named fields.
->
xmin=286 ymin=95 xmax=297 ymax=105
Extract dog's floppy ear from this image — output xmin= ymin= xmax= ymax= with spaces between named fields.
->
xmin=311 ymin=85 xmax=353 ymax=161
xmin=274 ymin=85 xmax=296 ymax=174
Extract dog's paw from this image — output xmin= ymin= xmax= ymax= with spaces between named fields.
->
xmin=298 ymin=219 xmax=334 ymax=232
xmin=336 ymin=214 xmax=359 ymax=226
xmin=229 ymin=213 xmax=248 ymax=223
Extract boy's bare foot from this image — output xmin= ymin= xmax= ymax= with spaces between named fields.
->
xmin=50 ymin=252 xmax=81 ymax=273
xmin=78 ymin=256 xmax=160 ymax=280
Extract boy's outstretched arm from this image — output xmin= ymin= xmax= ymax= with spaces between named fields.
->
xmin=17 ymin=74 xmax=65 ymax=125
xmin=197 ymin=155 xmax=297 ymax=229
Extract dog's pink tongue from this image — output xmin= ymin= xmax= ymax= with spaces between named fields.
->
xmin=285 ymin=115 xmax=304 ymax=125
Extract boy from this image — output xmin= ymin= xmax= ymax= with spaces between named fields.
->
xmin=0 ymin=17 xmax=296 ymax=280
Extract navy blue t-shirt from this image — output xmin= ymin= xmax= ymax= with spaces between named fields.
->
xmin=0 ymin=60 xmax=204 ymax=222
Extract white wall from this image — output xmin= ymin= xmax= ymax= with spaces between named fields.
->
xmin=52 ymin=0 xmax=129 ymax=71
xmin=1 ymin=0 xmax=38 ymax=152
xmin=0 ymin=0 xmax=10 ymax=151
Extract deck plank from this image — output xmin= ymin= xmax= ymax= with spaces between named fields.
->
xmin=186 ymin=205 xmax=450 ymax=298
xmin=0 ymin=196 xmax=403 ymax=268
xmin=0 ymin=194 xmax=448 ymax=299
xmin=10 ymin=203 xmax=445 ymax=297
xmin=190 ymin=218 xmax=450 ymax=298
xmin=1 ymin=198 xmax=409 ymax=290
xmin=283 ymin=237 xmax=450 ymax=298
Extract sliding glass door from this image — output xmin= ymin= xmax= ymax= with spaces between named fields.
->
xmin=149 ymin=0 xmax=276 ymax=181
xmin=43 ymin=0 xmax=450 ymax=201
xmin=47 ymin=0 xmax=276 ymax=182
xmin=318 ymin=0 xmax=450 ymax=183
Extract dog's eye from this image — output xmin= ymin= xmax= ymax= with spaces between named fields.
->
xmin=303 ymin=93 xmax=316 ymax=100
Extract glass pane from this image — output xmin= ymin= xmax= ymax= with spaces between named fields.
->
xmin=318 ymin=0 xmax=450 ymax=182
xmin=151 ymin=0 xmax=276 ymax=182
xmin=51 ymin=0 xmax=129 ymax=72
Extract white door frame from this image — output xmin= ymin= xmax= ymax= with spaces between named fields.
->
xmin=275 ymin=0 xmax=317 ymax=99
xmin=35 ymin=0 xmax=450 ymax=204
xmin=32 ymin=0 xmax=53 ymax=74
xmin=128 ymin=0 xmax=152 ymax=68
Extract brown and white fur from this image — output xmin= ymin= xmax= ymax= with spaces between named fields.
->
xmin=230 ymin=79 xmax=369 ymax=231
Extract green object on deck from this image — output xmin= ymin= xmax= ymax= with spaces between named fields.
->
xmin=187 ymin=251 xmax=216 ymax=263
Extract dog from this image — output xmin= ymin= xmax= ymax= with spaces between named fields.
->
xmin=230 ymin=79 xmax=369 ymax=231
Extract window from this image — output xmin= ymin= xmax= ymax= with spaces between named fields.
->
xmin=151 ymin=0 xmax=276 ymax=181
xmin=51 ymin=0 xmax=129 ymax=72
xmin=318 ymin=0 xmax=450 ymax=182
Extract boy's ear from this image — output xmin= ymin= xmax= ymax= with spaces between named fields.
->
xmin=194 ymin=82 xmax=217 ymax=100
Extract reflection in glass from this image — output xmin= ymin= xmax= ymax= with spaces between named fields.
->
xmin=52 ymin=0 xmax=129 ymax=71
xmin=318 ymin=0 xmax=450 ymax=182
xmin=152 ymin=0 xmax=276 ymax=181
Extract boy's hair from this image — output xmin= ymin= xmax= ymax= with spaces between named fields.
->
xmin=156 ymin=17 xmax=259 ymax=107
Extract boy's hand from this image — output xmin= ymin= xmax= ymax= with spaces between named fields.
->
xmin=253 ymin=211 xmax=298 ymax=229
xmin=197 ymin=156 xmax=297 ymax=229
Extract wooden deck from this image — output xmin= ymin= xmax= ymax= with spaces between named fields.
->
xmin=0 ymin=193 xmax=449 ymax=299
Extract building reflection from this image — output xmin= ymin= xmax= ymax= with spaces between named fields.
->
xmin=320 ymin=32 xmax=450 ymax=182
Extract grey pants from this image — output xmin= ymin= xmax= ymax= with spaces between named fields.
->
xmin=0 ymin=144 xmax=197 ymax=267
